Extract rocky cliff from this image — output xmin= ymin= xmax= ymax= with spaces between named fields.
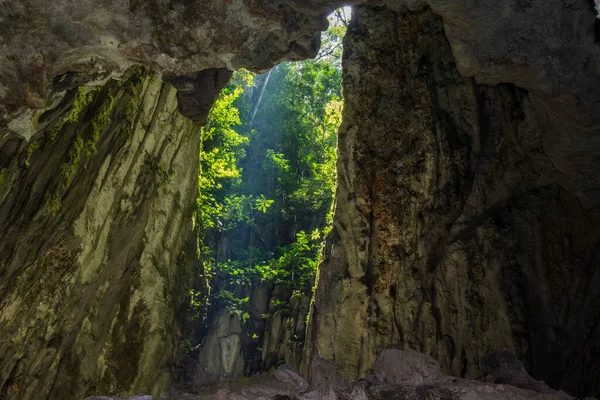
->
xmin=306 ymin=3 xmax=600 ymax=398
xmin=0 ymin=67 xmax=217 ymax=399
xmin=192 ymin=285 xmax=311 ymax=387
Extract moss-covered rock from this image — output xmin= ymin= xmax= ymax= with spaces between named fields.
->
xmin=0 ymin=66 xmax=225 ymax=399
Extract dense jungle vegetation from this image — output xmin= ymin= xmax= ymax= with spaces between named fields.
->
xmin=176 ymin=14 xmax=350 ymax=367
xmin=193 ymin=11 xmax=347 ymax=317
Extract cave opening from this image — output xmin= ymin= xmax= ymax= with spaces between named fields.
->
xmin=182 ymin=7 xmax=350 ymax=383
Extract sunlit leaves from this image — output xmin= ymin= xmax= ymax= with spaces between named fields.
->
xmin=316 ymin=8 xmax=349 ymax=68
xmin=264 ymin=149 xmax=290 ymax=173
xmin=255 ymin=195 xmax=274 ymax=213
xmin=198 ymin=70 xmax=252 ymax=231
xmin=197 ymin=21 xmax=345 ymax=316
xmin=325 ymin=99 xmax=343 ymax=131
xmin=211 ymin=229 xmax=323 ymax=289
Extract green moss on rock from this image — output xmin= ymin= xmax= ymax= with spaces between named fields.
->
xmin=61 ymin=135 xmax=84 ymax=188
xmin=85 ymin=90 xmax=115 ymax=156
xmin=0 ymin=65 xmax=203 ymax=399
xmin=145 ymin=154 xmax=174 ymax=183
xmin=51 ymin=87 xmax=99 ymax=141
xmin=119 ymin=65 xmax=150 ymax=138
xmin=69 ymin=86 xmax=97 ymax=124
xmin=45 ymin=135 xmax=84 ymax=215
xmin=23 ymin=140 xmax=39 ymax=168
xmin=45 ymin=190 xmax=62 ymax=216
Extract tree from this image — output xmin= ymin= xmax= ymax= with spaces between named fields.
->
xmin=196 ymin=10 xmax=347 ymax=314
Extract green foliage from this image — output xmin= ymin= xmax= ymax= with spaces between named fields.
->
xmin=264 ymin=150 xmax=290 ymax=174
xmin=198 ymin=70 xmax=253 ymax=231
xmin=189 ymin=289 xmax=204 ymax=309
xmin=209 ymin=229 xmax=321 ymax=286
xmin=196 ymin=21 xmax=345 ymax=318
xmin=85 ymin=90 xmax=115 ymax=156
xmin=316 ymin=8 xmax=349 ymax=68
xmin=0 ymin=168 xmax=5 ymax=186
xmin=179 ymin=337 xmax=199 ymax=358
xmin=23 ymin=140 xmax=39 ymax=168
xmin=239 ymin=55 xmax=343 ymax=235
xmin=255 ymin=195 xmax=274 ymax=213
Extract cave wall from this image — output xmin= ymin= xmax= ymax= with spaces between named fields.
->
xmin=0 ymin=67 xmax=222 ymax=399
xmin=305 ymin=4 xmax=600 ymax=398
xmin=0 ymin=0 xmax=331 ymax=130
xmin=0 ymin=1 xmax=340 ymax=397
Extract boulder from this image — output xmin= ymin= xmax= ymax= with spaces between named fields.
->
xmin=368 ymin=348 xmax=444 ymax=385
xmin=274 ymin=364 xmax=309 ymax=393
xmin=310 ymin=357 xmax=352 ymax=395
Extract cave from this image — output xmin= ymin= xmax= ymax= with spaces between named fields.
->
xmin=0 ymin=1 xmax=599 ymax=400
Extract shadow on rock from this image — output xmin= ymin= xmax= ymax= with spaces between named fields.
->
xmin=84 ymin=348 xmax=596 ymax=400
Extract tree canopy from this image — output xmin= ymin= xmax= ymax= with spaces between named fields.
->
xmin=194 ymin=10 xmax=347 ymax=316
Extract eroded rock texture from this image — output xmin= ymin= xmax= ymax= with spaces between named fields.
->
xmin=306 ymin=4 xmax=600 ymax=398
xmin=0 ymin=0 xmax=333 ymax=130
xmin=0 ymin=0 xmax=337 ymax=397
xmin=0 ymin=67 xmax=219 ymax=399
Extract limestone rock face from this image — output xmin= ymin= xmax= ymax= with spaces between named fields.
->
xmin=0 ymin=67 xmax=220 ymax=399
xmin=196 ymin=312 xmax=246 ymax=384
xmin=418 ymin=0 xmax=600 ymax=210
xmin=260 ymin=288 xmax=312 ymax=371
xmin=305 ymin=4 xmax=600 ymax=398
xmin=0 ymin=0 xmax=333 ymax=129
